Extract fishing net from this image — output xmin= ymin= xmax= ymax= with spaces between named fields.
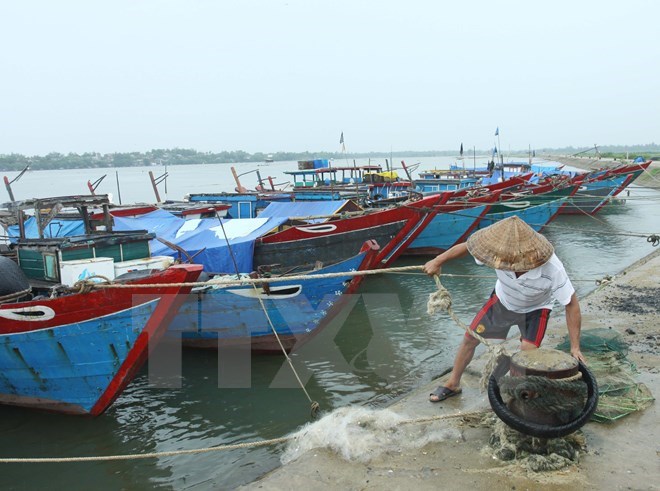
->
xmin=555 ymin=328 xmax=655 ymax=422
xmin=487 ymin=417 xmax=586 ymax=471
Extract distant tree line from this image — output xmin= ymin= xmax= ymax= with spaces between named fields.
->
xmin=1 ymin=144 xmax=658 ymax=171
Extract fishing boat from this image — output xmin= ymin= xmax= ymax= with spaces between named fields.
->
xmin=478 ymin=197 xmax=569 ymax=232
xmin=413 ymin=170 xmax=481 ymax=193
xmin=559 ymin=160 xmax=651 ymax=215
xmin=169 ymin=241 xmax=380 ymax=352
xmin=253 ymin=193 xmax=449 ymax=269
xmin=0 ymin=195 xmax=203 ymax=415
xmin=98 ymin=202 xmax=232 ymax=221
xmin=107 ymin=206 xmax=387 ymax=352
xmin=405 ymin=191 xmax=502 ymax=255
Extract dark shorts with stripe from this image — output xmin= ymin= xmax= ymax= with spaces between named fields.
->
xmin=467 ymin=291 xmax=551 ymax=347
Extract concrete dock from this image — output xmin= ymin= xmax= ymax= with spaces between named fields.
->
xmin=243 ymin=249 xmax=660 ymax=490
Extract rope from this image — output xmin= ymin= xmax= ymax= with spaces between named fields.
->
xmin=70 ymin=275 xmax=113 ymax=294
xmin=0 ymin=287 xmax=32 ymax=304
xmin=427 ymin=275 xmax=508 ymax=389
xmin=60 ymin=265 xmax=620 ymax=291
xmin=538 ymin=220 xmax=660 ymax=243
xmin=499 ymin=375 xmax=588 ymax=414
xmin=215 ymin=210 xmax=320 ymax=419
xmin=0 ymin=409 xmax=489 ymax=464
xmin=250 ymin=281 xmax=320 ymax=418
xmin=640 ymin=163 xmax=660 ymax=184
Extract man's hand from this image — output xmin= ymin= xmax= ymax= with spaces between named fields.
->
xmin=571 ymin=347 xmax=587 ymax=364
xmin=423 ymin=258 xmax=442 ymax=276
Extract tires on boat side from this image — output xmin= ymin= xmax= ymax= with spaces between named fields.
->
xmin=0 ymin=256 xmax=30 ymax=299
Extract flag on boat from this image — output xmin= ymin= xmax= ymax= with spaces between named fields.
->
xmin=492 ymin=146 xmax=498 ymax=157
xmin=460 ymin=143 xmax=464 ymax=157
xmin=495 ymin=127 xmax=499 ymax=136
xmin=339 ymin=131 xmax=345 ymax=152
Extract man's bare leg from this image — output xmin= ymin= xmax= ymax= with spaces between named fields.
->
xmin=429 ymin=335 xmax=480 ymax=401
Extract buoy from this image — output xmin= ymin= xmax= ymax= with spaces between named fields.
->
xmin=488 ymin=349 xmax=599 ymax=438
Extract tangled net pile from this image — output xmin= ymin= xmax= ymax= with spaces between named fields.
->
xmin=281 ymin=406 xmax=462 ymax=464
xmin=487 ymin=417 xmax=586 ymax=471
xmin=556 ymin=328 xmax=655 ymax=422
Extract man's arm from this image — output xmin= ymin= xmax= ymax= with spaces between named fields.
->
xmin=423 ymin=242 xmax=470 ymax=276
xmin=565 ymin=292 xmax=586 ymax=363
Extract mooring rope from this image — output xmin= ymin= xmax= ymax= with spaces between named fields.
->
xmin=426 ymin=275 xmax=584 ymax=390
xmin=66 ymin=263 xmax=626 ymax=293
xmin=0 ymin=409 xmax=489 ymax=464
xmin=250 ymin=281 xmax=320 ymax=418
xmin=427 ymin=275 xmax=508 ymax=389
xmin=498 ymin=375 xmax=587 ymax=414
xmin=0 ymin=287 xmax=32 ymax=304
xmin=215 ymin=211 xmax=321 ymax=419
xmin=640 ymin=163 xmax=660 ymax=184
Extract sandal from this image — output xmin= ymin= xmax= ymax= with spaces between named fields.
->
xmin=429 ymin=386 xmax=462 ymax=403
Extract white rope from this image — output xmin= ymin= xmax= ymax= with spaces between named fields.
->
xmin=0 ymin=410 xmax=488 ymax=463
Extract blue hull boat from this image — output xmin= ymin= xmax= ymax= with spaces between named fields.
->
xmin=478 ymin=198 xmax=567 ymax=232
xmin=168 ymin=242 xmax=380 ymax=352
xmin=407 ymin=203 xmax=491 ymax=254
xmin=0 ymin=264 xmax=202 ymax=415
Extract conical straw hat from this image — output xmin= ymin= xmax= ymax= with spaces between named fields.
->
xmin=466 ymin=216 xmax=554 ymax=271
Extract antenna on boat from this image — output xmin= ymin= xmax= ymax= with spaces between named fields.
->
xmin=3 ymin=164 xmax=30 ymax=202
xmin=87 ymin=174 xmax=107 ymax=195
xmin=255 ymin=170 xmax=265 ymax=191
xmin=149 ymin=170 xmax=169 ymax=203
xmin=400 ymin=160 xmax=413 ymax=181
xmin=115 ymin=171 xmax=123 ymax=205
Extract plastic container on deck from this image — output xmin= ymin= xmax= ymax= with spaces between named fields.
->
xmin=113 ymin=256 xmax=174 ymax=277
xmin=60 ymin=257 xmax=116 ymax=286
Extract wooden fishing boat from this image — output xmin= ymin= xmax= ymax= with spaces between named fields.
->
xmin=405 ymin=191 xmax=502 ymax=255
xmin=559 ymin=161 xmax=651 ymax=215
xmin=169 ymin=241 xmax=380 ymax=352
xmin=253 ymin=193 xmax=449 ymax=270
xmin=477 ymin=197 xmax=569 ymax=232
xmin=0 ymin=195 xmax=203 ymax=415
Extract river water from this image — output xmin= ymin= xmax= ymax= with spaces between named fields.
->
xmin=1 ymin=158 xmax=659 ymax=489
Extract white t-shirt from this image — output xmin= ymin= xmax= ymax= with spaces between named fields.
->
xmin=477 ymin=253 xmax=575 ymax=313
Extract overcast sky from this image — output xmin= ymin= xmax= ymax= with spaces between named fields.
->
xmin=1 ymin=0 xmax=658 ymax=155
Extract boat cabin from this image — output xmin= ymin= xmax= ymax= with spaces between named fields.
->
xmin=7 ymin=195 xmax=165 ymax=286
xmin=284 ymin=165 xmax=383 ymax=189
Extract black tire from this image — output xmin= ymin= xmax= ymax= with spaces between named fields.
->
xmin=487 ymin=359 xmax=599 ymax=439
xmin=0 ymin=256 xmax=30 ymax=297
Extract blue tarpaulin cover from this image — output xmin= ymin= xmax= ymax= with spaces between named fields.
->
xmin=113 ymin=209 xmax=287 ymax=273
xmin=258 ymin=200 xmax=349 ymax=223
xmin=7 ymin=217 xmax=85 ymax=242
